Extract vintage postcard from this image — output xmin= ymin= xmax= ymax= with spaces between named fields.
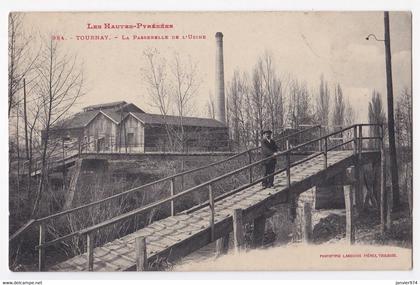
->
xmin=8 ymin=11 xmax=412 ymax=272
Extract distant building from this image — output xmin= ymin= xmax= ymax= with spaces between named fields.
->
xmin=47 ymin=101 xmax=229 ymax=153
xmin=46 ymin=33 xmax=231 ymax=154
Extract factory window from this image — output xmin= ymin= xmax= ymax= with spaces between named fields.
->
xmin=127 ymin=133 xmax=135 ymax=146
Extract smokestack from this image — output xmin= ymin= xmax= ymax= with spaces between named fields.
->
xmin=215 ymin=32 xmax=226 ymax=124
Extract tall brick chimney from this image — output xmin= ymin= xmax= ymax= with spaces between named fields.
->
xmin=215 ymin=32 xmax=226 ymax=124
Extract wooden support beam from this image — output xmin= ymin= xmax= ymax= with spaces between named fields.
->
xmin=86 ymin=232 xmax=94 ymax=271
xmin=38 ymin=222 xmax=45 ymax=272
xmin=302 ymin=202 xmax=312 ymax=243
xmin=135 ymin=236 xmax=148 ymax=271
xmin=118 ymin=151 xmax=380 ymax=271
xmin=354 ymin=161 xmax=362 ymax=213
xmin=215 ymin=234 xmax=230 ymax=257
xmin=233 ymin=208 xmax=245 ymax=253
xmin=252 ymin=215 xmax=266 ymax=248
xmin=317 ymin=170 xmax=356 ymax=187
xmin=269 ymin=204 xmax=292 ymax=244
xmin=343 ymin=185 xmax=355 ymax=244
xmin=380 ymin=140 xmax=386 ymax=233
xmin=283 ymin=153 xmax=378 ymax=200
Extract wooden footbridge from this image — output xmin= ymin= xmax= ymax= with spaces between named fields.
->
xmin=23 ymin=139 xmax=236 ymax=177
xmin=10 ymin=124 xmax=386 ymax=271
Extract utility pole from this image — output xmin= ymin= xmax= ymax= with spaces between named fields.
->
xmin=384 ymin=11 xmax=400 ymax=209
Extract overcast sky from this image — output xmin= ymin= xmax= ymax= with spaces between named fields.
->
xmin=21 ymin=11 xmax=411 ymax=123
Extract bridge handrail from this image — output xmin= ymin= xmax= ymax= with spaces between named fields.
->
xmin=8 ymin=219 xmax=36 ymax=242
xmin=78 ymin=123 xmax=383 ymax=235
xmin=21 ymin=139 xmax=93 ymax=172
xmin=10 ymin=124 xmax=321 ymax=243
xmin=38 ymin=125 xmax=319 ymax=222
xmin=183 ymin=131 xmax=379 ymax=216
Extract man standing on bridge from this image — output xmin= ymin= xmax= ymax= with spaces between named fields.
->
xmin=261 ymin=130 xmax=279 ymax=188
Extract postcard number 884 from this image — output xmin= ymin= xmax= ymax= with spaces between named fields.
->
xmin=51 ymin=35 xmax=65 ymax=41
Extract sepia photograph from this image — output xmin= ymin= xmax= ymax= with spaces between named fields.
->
xmin=7 ymin=11 xmax=412 ymax=272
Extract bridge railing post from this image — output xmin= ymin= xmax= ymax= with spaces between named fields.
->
xmin=208 ymin=184 xmax=215 ymax=242
xmin=298 ymin=130 xmax=302 ymax=146
xmin=343 ymin=184 xmax=355 ymax=244
xmin=38 ymin=222 xmax=45 ymax=272
xmin=170 ymin=177 xmax=175 ymax=216
xmin=247 ymin=150 xmax=253 ymax=183
xmin=180 ymin=174 xmax=184 ymax=194
xmin=302 ymin=202 xmax=312 ymax=244
xmin=323 ymin=137 xmax=328 ymax=169
xmin=318 ymin=126 xmax=322 ymax=152
xmin=233 ymin=208 xmax=245 ymax=253
xmin=354 ymin=125 xmax=364 ymax=211
xmin=353 ymin=126 xmax=358 ymax=155
xmin=86 ymin=232 xmax=94 ymax=271
xmin=135 ymin=236 xmax=148 ymax=271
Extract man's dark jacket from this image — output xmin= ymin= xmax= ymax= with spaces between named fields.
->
xmin=261 ymin=138 xmax=278 ymax=165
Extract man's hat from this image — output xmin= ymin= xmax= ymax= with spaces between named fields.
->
xmin=262 ymin=130 xmax=273 ymax=135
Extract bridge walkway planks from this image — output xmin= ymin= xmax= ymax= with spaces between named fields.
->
xmin=50 ymin=150 xmax=376 ymax=271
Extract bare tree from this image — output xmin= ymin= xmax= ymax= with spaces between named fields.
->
xmin=365 ymin=90 xmax=387 ymax=210
xmin=344 ymin=98 xmax=355 ymax=126
xmin=31 ymin=37 xmax=84 ymax=217
xmin=259 ymin=52 xmax=284 ymax=134
xmin=226 ymin=53 xmax=285 ymax=149
xmin=24 ymin=88 xmax=42 ymax=191
xmin=395 ymin=87 xmax=412 ymax=150
xmin=8 ymin=13 xmax=38 ymax=117
xmin=227 ymin=70 xmax=247 ymax=149
xmin=286 ymin=79 xmax=313 ymax=129
xmin=142 ymin=48 xmax=173 ymax=149
xmin=329 ymin=83 xmax=355 ymax=148
xmin=8 ymin=14 xmax=43 ymax=226
xmin=248 ymin=63 xmax=266 ymax=145
xmin=368 ymin=90 xmax=386 ymax=149
xmin=142 ymin=50 xmax=200 ymax=153
xmin=142 ymin=49 xmax=170 ymax=116
xmin=169 ymin=52 xmax=200 ymax=152
xmin=235 ymin=72 xmax=255 ymax=149
xmin=395 ymin=87 xmax=412 ymax=213
xmin=332 ymin=83 xmax=345 ymax=127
